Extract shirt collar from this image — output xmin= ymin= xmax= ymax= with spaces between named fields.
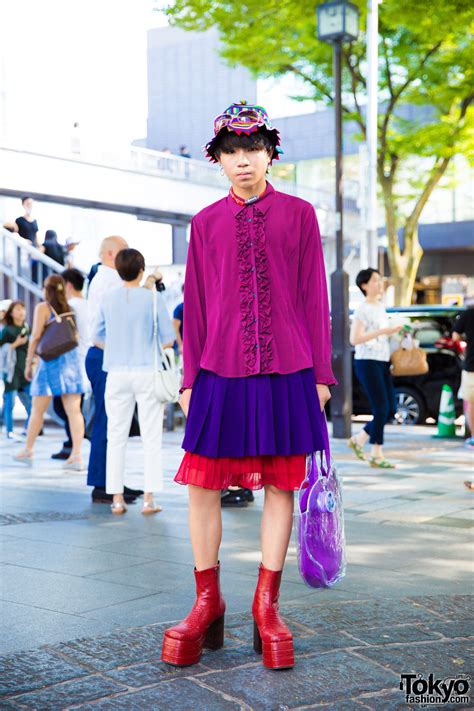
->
xmin=226 ymin=181 xmax=276 ymax=216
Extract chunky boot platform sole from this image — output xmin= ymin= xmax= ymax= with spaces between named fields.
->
xmin=253 ymin=620 xmax=294 ymax=669
xmin=162 ymin=614 xmax=225 ymax=666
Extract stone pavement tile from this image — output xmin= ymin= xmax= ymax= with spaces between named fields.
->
xmin=74 ymin=678 xmax=243 ymax=710
xmin=95 ymin=534 xmax=196 ymax=564
xmin=197 ymin=645 xmax=261 ymax=670
xmin=0 ymin=519 xmax=147 ymax=547
xmin=304 ymin=702 xmax=373 ymax=710
xmin=4 ymin=675 xmax=126 ymax=710
xmin=0 ymin=648 xmax=88 ymax=696
xmin=79 ymin=590 xmax=199 ymax=628
xmin=343 ymin=624 xmax=442 ymax=646
xmin=428 ymin=516 xmax=474 ymax=529
xmin=357 ymin=639 xmax=473 ymax=676
xmin=103 ymin=659 xmax=208 ymax=687
xmin=202 ymin=650 xmax=397 ymax=709
xmin=49 ymin=625 xmax=168 ymax=672
xmin=423 ymin=620 xmax=474 ymax=639
xmin=0 ymin=537 xmax=153 ymax=576
xmin=86 ymin=562 xmax=310 ymax=607
xmin=361 ymin=691 xmax=472 ymax=710
xmin=332 ymin=567 xmax=439 ymax=598
xmin=443 ymin=507 xmax=474 ymax=519
xmin=0 ymin=600 xmax=114 ymax=655
xmin=407 ymin=594 xmax=473 ymax=620
xmin=282 ymin=598 xmax=441 ymax=632
xmin=0 ymin=564 xmax=152 ymax=615
xmin=222 ymin=611 xmax=359 ymax=655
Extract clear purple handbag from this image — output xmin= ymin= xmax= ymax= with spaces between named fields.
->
xmin=295 ymin=416 xmax=346 ymax=588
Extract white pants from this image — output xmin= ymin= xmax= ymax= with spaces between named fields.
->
xmin=105 ymin=371 xmax=164 ymax=494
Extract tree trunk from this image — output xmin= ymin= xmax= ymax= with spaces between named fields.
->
xmin=394 ymin=224 xmax=424 ymax=305
xmin=381 ymin=188 xmax=424 ymax=305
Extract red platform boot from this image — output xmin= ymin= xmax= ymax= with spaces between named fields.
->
xmin=161 ymin=563 xmax=225 ymax=666
xmin=252 ymin=563 xmax=294 ymax=669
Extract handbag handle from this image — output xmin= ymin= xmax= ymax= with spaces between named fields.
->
xmin=308 ymin=409 xmax=332 ymax=483
xmin=152 ymin=290 xmax=168 ymax=371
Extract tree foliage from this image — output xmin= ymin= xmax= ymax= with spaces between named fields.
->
xmin=161 ymin=0 xmax=474 ymax=303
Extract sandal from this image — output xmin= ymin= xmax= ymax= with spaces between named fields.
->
xmin=347 ymin=438 xmax=366 ymax=461
xmin=110 ymin=502 xmax=128 ymax=515
xmin=13 ymin=450 xmax=33 ymax=466
xmin=464 ymin=481 xmax=474 ymax=491
xmin=369 ymin=457 xmax=396 ymax=469
xmin=63 ymin=456 xmax=85 ymax=472
xmin=142 ymin=501 xmax=163 ymax=516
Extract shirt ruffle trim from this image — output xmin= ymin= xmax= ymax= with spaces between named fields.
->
xmin=236 ymin=208 xmax=273 ymax=374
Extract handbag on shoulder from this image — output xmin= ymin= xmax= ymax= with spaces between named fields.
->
xmin=295 ymin=415 xmax=346 ymax=588
xmin=152 ymin=291 xmax=180 ymax=403
xmin=391 ymin=334 xmax=429 ymax=376
xmin=36 ymin=307 xmax=78 ymax=362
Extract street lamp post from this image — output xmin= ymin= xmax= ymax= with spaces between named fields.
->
xmin=317 ymin=0 xmax=359 ymax=438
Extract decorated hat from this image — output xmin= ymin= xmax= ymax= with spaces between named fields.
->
xmin=204 ymin=100 xmax=282 ymax=163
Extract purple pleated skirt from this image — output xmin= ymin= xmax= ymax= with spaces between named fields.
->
xmin=182 ymin=368 xmax=326 ymax=458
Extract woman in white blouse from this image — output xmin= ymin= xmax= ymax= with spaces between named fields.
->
xmin=349 ymin=268 xmax=402 ymax=468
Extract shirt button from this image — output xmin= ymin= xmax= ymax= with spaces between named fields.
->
xmin=250 ymin=242 xmax=253 ymax=246
xmin=251 ymin=267 xmax=255 ymax=272
xmin=255 ymin=344 xmax=259 ymax=349
xmin=247 ymin=218 xmax=252 ymax=223
xmin=253 ymin=293 xmax=257 ymax=298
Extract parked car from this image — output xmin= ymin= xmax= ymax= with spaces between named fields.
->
xmin=351 ymin=305 xmax=466 ymax=425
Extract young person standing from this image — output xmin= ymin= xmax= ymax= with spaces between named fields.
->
xmin=349 ymin=268 xmax=402 ymax=468
xmin=161 ymin=102 xmax=336 ymax=670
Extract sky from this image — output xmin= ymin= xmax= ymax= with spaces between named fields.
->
xmin=0 ymin=0 xmax=315 ymax=152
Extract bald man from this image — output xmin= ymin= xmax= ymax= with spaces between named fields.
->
xmin=85 ymin=236 xmax=142 ymax=504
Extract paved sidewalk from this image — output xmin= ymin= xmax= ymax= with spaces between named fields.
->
xmin=0 ymin=422 xmax=472 ymax=709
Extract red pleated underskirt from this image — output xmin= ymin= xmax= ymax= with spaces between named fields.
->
xmin=174 ymin=452 xmax=306 ymax=491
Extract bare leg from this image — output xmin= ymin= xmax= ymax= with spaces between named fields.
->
xmin=465 ymin=400 xmax=474 ymax=436
xmin=354 ymin=430 xmax=369 ymax=447
xmin=61 ymin=394 xmax=84 ymax=458
xmin=188 ymin=484 xmax=222 ymax=571
xmin=261 ymin=485 xmax=294 ymax=571
xmin=371 ymin=443 xmax=384 ymax=459
xmin=25 ymin=396 xmax=51 ymax=452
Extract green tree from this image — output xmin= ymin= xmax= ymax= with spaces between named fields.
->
xmin=160 ymin=0 xmax=473 ymax=304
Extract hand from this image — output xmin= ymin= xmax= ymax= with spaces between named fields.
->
xmin=179 ymin=388 xmax=192 ymax=418
xmin=12 ymin=335 xmax=28 ymax=348
xmin=382 ymin=325 xmax=403 ymax=336
xmin=24 ymin=364 xmax=33 ymax=382
xmin=162 ymin=341 xmax=174 ymax=349
xmin=316 ymin=384 xmax=331 ymax=412
xmin=144 ymin=275 xmax=156 ymax=291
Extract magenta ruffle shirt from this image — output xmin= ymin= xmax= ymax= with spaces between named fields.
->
xmin=182 ymin=182 xmax=336 ymax=389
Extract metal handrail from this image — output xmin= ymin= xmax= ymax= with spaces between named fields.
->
xmin=0 ymin=227 xmax=63 ymax=302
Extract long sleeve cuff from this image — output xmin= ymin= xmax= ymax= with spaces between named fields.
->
xmin=313 ymin=362 xmax=338 ymax=386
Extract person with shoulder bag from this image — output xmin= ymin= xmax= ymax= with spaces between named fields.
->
xmin=13 ymin=275 xmax=86 ymax=469
xmin=94 ymin=249 xmax=176 ymax=516
xmin=349 ymin=268 xmax=403 ymax=469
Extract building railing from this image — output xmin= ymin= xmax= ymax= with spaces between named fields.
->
xmin=0 ymin=228 xmax=63 ymax=311
xmin=0 ymin=140 xmax=357 ymax=213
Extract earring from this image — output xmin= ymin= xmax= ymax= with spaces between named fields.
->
xmin=220 ymin=167 xmax=224 ymax=176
